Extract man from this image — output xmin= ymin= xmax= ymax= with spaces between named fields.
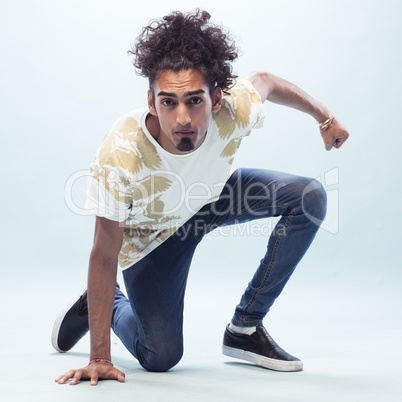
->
xmin=53 ymin=9 xmax=349 ymax=385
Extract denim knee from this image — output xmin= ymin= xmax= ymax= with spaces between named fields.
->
xmin=301 ymin=178 xmax=327 ymax=222
xmin=139 ymin=343 xmax=183 ymax=372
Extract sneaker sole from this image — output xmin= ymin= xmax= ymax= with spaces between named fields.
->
xmin=222 ymin=345 xmax=303 ymax=372
xmin=51 ymin=285 xmax=87 ymax=353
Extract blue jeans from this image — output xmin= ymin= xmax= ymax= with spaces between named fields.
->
xmin=111 ymin=168 xmax=327 ymax=372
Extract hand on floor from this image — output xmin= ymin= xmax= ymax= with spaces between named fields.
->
xmin=55 ymin=362 xmax=125 ymax=386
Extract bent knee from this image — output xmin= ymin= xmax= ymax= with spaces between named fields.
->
xmin=301 ymin=178 xmax=327 ymax=221
xmin=139 ymin=344 xmax=183 ymax=372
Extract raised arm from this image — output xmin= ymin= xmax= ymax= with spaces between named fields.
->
xmin=247 ymin=71 xmax=349 ymax=150
xmin=55 ymin=216 xmax=126 ymax=386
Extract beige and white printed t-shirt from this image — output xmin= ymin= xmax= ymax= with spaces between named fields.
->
xmin=85 ymin=79 xmax=265 ymax=269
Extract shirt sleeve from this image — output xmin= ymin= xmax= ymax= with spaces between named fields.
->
xmin=233 ymin=79 xmax=266 ymax=130
xmin=85 ymin=118 xmax=134 ymax=222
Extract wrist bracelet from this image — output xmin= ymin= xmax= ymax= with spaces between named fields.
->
xmin=317 ymin=112 xmax=334 ymax=130
xmin=89 ymin=358 xmax=113 ymax=366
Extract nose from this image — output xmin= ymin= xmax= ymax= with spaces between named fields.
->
xmin=176 ymin=104 xmax=191 ymax=126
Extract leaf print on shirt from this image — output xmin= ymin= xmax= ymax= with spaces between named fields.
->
xmin=156 ymin=227 xmax=178 ymax=243
xmin=92 ymin=117 xmax=165 ymax=206
xmin=136 ymin=131 xmax=162 ymax=171
xmin=213 ymin=101 xmax=236 ymax=139
xmin=118 ymin=240 xmax=144 ymax=263
xmin=233 ymin=92 xmax=252 ymax=129
xmin=97 ymin=118 xmax=162 ymax=176
xmin=250 ymin=91 xmax=262 ymax=104
xmin=91 ymin=166 xmax=133 ymax=205
xmin=214 ymin=83 xmax=257 ymax=140
xmin=145 ymin=194 xmax=165 ymax=220
xmin=131 ymin=175 xmax=172 ymax=201
xmin=143 ymin=195 xmax=181 ymax=224
xmin=128 ymin=195 xmax=182 ymax=229
xmin=220 ymin=130 xmax=251 ymax=158
xmin=115 ymin=130 xmax=162 ymax=175
xmin=138 ymin=230 xmax=153 ymax=245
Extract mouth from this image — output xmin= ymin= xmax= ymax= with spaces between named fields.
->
xmin=175 ymin=130 xmax=195 ymax=137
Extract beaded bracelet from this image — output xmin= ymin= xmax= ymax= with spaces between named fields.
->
xmin=88 ymin=358 xmax=113 ymax=366
xmin=317 ymin=112 xmax=334 ymax=131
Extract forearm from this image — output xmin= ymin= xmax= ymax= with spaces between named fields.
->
xmin=87 ymin=252 xmax=118 ymax=361
xmin=248 ymin=71 xmax=349 ymax=150
xmin=55 ymin=217 xmax=125 ymax=386
xmin=251 ymin=72 xmax=330 ymax=122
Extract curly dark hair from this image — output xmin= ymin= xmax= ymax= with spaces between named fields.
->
xmin=129 ymin=9 xmax=239 ymax=96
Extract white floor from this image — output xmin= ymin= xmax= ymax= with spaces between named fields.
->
xmin=1 ymin=264 xmax=400 ymax=402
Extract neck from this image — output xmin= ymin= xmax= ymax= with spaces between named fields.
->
xmin=145 ymin=113 xmax=161 ymax=141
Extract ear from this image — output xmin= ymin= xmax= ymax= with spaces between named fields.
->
xmin=147 ymin=90 xmax=157 ymax=116
xmin=212 ymin=87 xmax=223 ymax=113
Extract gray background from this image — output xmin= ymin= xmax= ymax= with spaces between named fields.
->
xmin=1 ymin=0 xmax=401 ymax=400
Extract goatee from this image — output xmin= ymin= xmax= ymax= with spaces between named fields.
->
xmin=176 ymin=137 xmax=194 ymax=152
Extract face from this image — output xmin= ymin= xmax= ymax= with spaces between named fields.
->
xmin=147 ymin=69 xmax=222 ymax=154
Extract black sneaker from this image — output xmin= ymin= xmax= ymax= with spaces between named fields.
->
xmin=51 ymin=286 xmax=89 ymax=353
xmin=222 ymin=324 xmax=303 ymax=372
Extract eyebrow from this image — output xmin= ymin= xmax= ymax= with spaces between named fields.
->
xmin=157 ymin=89 xmax=206 ymax=98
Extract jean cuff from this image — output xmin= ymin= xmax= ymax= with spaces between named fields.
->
xmin=231 ymin=318 xmax=263 ymax=327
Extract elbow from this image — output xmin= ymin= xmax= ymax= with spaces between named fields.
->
xmin=89 ymin=246 xmax=119 ymax=270
xmin=258 ymin=71 xmax=277 ymax=92
xmin=248 ymin=71 xmax=276 ymax=101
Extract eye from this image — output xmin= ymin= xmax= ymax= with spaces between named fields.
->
xmin=189 ymin=97 xmax=203 ymax=105
xmin=161 ymin=99 xmax=175 ymax=107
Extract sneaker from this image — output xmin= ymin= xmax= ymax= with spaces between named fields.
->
xmin=222 ymin=324 xmax=303 ymax=372
xmin=51 ymin=286 xmax=89 ymax=353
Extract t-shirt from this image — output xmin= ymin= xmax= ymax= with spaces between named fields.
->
xmin=85 ymin=79 xmax=265 ymax=269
